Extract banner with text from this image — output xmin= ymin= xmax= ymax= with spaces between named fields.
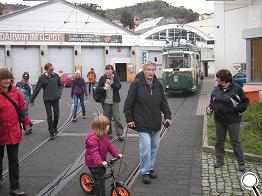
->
xmin=0 ymin=32 xmax=64 ymax=42
xmin=66 ymin=34 xmax=122 ymax=43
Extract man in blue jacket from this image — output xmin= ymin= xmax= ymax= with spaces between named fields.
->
xmin=207 ymin=69 xmax=249 ymax=172
xmin=71 ymin=70 xmax=88 ymax=122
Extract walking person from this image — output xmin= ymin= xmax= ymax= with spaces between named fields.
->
xmin=16 ymin=72 xmax=33 ymax=135
xmin=0 ymin=68 xmax=30 ymax=196
xmin=124 ymin=62 xmax=171 ymax=184
xmin=71 ymin=70 xmax=88 ymax=122
xmin=87 ymin=68 xmax=96 ymax=94
xmin=95 ymin=65 xmax=124 ymax=141
xmin=30 ymin=63 xmax=63 ymax=140
xmin=85 ymin=115 xmax=122 ymax=196
xmin=206 ymin=69 xmax=249 ymax=172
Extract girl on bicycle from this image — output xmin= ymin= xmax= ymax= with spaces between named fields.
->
xmin=85 ymin=115 xmax=122 ymax=196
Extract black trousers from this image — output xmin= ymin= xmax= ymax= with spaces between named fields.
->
xmin=0 ymin=144 xmax=19 ymax=189
xmin=89 ymin=167 xmax=106 ymax=196
xmin=44 ymin=100 xmax=60 ymax=135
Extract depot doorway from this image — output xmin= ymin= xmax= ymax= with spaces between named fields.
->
xmin=115 ymin=63 xmax=127 ymax=81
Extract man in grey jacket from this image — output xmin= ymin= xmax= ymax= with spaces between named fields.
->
xmin=30 ymin=63 xmax=63 ymax=140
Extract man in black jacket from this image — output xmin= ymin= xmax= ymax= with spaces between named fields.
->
xmin=30 ymin=63 xmax=63 ymax=140
xmin=124 ymin=62 xmax=171 ymax=184
xmin=207 ymin=69 xmax=249 ymax=172
xmin=96 ymin=64 xmax=123 ymax=141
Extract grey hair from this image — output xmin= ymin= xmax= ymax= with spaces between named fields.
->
xmin=143 ymin=61 xmax=156 ymax=70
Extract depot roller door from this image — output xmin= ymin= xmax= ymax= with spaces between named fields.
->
xmin=0 ymin=47 xmax=5 ymax=68
xmin=11 ymin=46 xmax=40 ymax=84
xmin=81 ymin=47 xmax=104 ymax=80
xmin=48 ymin=47 xmax=74 ymax=75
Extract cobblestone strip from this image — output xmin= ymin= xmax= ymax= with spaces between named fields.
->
xmin=202 ymin=152 xmax=262 ymax=196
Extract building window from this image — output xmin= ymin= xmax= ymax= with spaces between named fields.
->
xmin=146 ymin=28 xmax=206 ymax=43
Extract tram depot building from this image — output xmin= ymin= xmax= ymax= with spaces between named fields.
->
xmin=0 ymin=0 xmax=215 ymax=84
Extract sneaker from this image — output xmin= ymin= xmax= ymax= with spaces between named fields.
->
xmin=117 ymin=136 xmax=124 ymax=142
xmin=82 ymin=112 xmax=86 ymax=119
xmin=214 ymin=160 xmax=224 ymax=168
xmin=53 ymin=128 xmax=58 ymax=135
xmin=149 ymin=170 xmax=157 ymax=179
xmin=72 ymin=118 xmax=77 ymax=122
xmin=9 ymin=188 xmax=26 ymax=196
xmin=49 ymin=135 xmax=55 ymax=141
xmin=142 ymin=174 xmax=150 ymax=184
xmin=24 ymin=129 xmax=32 ymax=136
xmin=238 ymin=164 xmax=245 ymax=172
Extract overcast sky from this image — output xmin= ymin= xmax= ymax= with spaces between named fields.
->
xmin=0 ymin=0 xmax=214 ymax=14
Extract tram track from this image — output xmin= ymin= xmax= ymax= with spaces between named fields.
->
xmin=35 ymin=99 xmax=134 ymax=196
xmin=125 ymin=96 xmax=188 ymax=188
xmin=2 ymin=98 xmax=78 ymax=179
xmin=37 ymin=96 xmax=189 ymax=196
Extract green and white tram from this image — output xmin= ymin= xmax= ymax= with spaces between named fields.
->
xmin=162 ymin=41 xmax=202 ymax=93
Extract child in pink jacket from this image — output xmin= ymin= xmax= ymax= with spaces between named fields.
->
xmin=85 ymin=115 xmax=122 ymax=196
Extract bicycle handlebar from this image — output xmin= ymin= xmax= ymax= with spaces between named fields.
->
xmin=107 ymin=157 xmax=121 ymax=167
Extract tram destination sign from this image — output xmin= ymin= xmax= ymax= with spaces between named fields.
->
xmin=66 ymin=34 xmax=122 ymax=43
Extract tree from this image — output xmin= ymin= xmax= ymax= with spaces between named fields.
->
xmin=120 ymin=11 xmax=134 ymax=29
xmin=0 ymin=3 xmax=5 ymax=15
xmin=79 ymin=3 xmax=105 ymax=18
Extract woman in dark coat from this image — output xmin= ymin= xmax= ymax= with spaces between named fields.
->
xmin=124 ymin=62 xmax=171 ymax=184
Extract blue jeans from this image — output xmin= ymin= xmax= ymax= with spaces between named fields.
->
xmin=73 ymin=95 xmax=85 ymax=118
xmin=138 ymin=131 xmax=160 ymax=175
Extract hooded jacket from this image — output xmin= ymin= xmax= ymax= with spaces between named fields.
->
xmin=85 ymin=130 xmax=120 ymax=168
xmin=124 ymin=73 xmax=171 ymax=133
xmin=71 ymin=77 xmax=88 ymax=97
xmin=0 ymin=85 xmax=30 ymax=145
xmin=209 ymin=82 xmax=249 ymax=124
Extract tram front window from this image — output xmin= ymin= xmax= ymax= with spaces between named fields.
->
xmin=165 ymin=53 xmax=190 ymax=69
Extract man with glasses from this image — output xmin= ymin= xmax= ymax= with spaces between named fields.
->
xmin=16 ymin=72 xmax=33 ymax=135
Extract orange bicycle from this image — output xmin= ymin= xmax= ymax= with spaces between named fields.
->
xmin=80 ymin=157 xmax=130 ymax=196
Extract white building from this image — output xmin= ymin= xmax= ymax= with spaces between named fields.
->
xmin=214 ymin=0 xmax=262 ymax=82
xmin=0 ymin=0 xmax=215 ymax=84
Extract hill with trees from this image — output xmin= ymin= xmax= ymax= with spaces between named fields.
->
xmin=105 ymin=0 xmax=199 ymax=22
xmin=0 ymin=0 xmax=199 ymax=29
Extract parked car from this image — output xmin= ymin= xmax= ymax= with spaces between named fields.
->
xmin=233 ymin=72 xmax=246 ymax=87
xmin=60 ymin=73 xmax=75 ymax=87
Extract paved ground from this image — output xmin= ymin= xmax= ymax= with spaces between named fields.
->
xmin=0 ymin=78 xmax=261 ymax=196
xmin=199 ymin=77 xmax=262 ymax=196
xmin=202 ymin=152 xmax=262 ymax=196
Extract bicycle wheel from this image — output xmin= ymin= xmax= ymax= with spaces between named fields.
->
xmin=111 ymin=185 xmax=130 ymax=196
xmin=80 ymin=173 xmax=95 ymax=194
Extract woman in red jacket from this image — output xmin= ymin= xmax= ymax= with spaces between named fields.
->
xmin=0 ymin=68 xmax=30 ymax=196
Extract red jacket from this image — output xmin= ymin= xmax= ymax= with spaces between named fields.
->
xmin=0 ymin=85 xmax=30 ymax=145
xmin=85 ymin=130 xmax=120 ymax=168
